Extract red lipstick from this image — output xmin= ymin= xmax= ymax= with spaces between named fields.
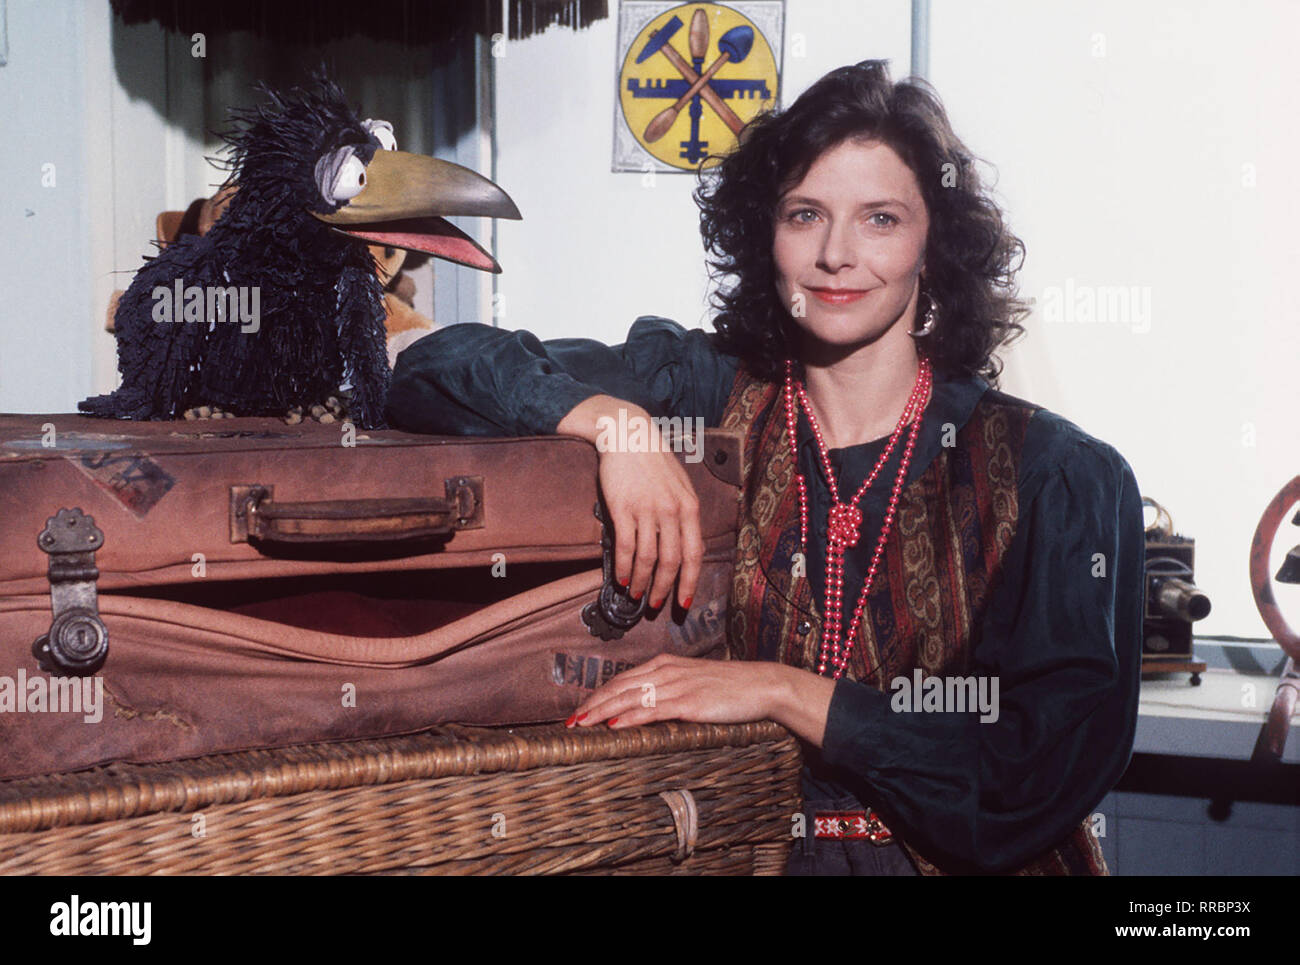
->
xmin=806 ymin=286 xmax=871 ymax=305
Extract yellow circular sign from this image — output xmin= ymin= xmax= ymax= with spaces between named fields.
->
xmin=619 ymin=3 xmax=779 ymax=171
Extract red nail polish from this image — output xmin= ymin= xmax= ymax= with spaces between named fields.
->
xmin=576 ymin=712 xmax=588 ymax=722
xmin=631 ymin=589 xmax=643 ymax=600
xmin=564 ymin=713 xmax=576 ymax=726
xmin=608 ymin=717 xmax=620 ymax=727
xmin=682 ymin=596 xmax=693 ymax=609
xmin=651 ymin=597 xmax=663 ymax=609
xmin=619 ymin=576 xmax=629 ymax=587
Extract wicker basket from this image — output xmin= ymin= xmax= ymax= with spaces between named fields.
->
xmin=0 ymin=720 xmax=802 ymax=875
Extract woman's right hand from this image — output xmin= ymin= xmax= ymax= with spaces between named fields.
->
xmin=556 ymin=395 xmax=704 ymax=611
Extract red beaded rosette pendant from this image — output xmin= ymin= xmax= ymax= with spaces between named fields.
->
xmin=783 ymin=357 xmax=933 ymax=679
xmin=827 ymin=503 xmax=863 ymax=548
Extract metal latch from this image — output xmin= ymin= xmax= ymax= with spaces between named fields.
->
xmin=34 ymin=508 xmax=109 ymax=675
xmin=581 ymin=498 xmax=647 ymax=640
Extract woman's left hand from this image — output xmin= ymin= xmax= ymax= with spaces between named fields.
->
xmin=567 ymin=654 xmax=785 ymax=730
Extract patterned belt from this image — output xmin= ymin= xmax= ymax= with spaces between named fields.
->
xmin=813 ymin=809 xmax=894 ymax=846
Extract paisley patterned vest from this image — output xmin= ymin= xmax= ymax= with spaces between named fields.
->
xmin=718 ymin=365 xmax=1108 ymax=876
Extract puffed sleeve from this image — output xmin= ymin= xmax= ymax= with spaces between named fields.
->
xmin=384 ymin=315 xmax=740 ymax=436
xmin=818 ymin=410 xmax=1145 ymax=873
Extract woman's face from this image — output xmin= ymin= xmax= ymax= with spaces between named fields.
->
xmin=773 ymin=138 xmax=929 ymax=353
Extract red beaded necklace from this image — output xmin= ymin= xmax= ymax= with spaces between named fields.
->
xmin=782 ymin=357 xmax=933 ymax=679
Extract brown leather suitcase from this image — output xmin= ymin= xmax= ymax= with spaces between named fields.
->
xmin=0 ymin=414 xmax=741 ymax=780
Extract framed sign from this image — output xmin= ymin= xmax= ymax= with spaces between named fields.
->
xmin=613 ymin=1 xmax=783 ymax=173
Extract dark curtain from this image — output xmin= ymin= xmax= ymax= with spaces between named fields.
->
xmin=109 ymin=0 xmax=608 ymax=44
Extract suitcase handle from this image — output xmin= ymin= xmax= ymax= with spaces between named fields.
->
xmin=230 ymin=479 xmax=484 ymax=545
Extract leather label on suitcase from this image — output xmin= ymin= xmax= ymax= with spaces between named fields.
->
xmin=552 ymin=652 xmax=637 ymax=690
xmin=68 ymin=451 xmax=175 ymax=517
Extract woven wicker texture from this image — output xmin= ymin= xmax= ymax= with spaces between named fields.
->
xmin=0 ymin=721 xmax=801 ymax=875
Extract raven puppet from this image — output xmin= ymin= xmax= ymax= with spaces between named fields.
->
xmin=79 ymin=74 xmax=520 ymax=429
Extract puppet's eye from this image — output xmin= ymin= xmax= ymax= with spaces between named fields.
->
xmin=315 ymin=146 xmax=368 ymax=204
xmin=363 ymin=118 xmax=396 ymax=151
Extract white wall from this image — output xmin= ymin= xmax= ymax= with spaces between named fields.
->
xmin=0 ymin=0 xmax=100 ymax=412
xmin=0 ymin=1 xmax=249 ymax=406
xmin=929 ymin=0 xmax=1300 ymax=637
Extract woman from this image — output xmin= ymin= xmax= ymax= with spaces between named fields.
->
xmin=386 ymin=61 xmax=1144 ymax=876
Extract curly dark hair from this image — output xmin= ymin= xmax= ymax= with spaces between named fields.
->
xmin=695 ymin=60 xmax=1029 ymax=385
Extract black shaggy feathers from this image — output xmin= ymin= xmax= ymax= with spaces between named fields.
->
xmin=79 ymin=73 xmax=392 ymax=428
